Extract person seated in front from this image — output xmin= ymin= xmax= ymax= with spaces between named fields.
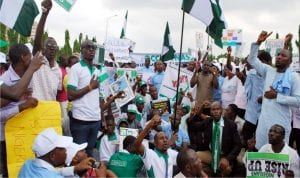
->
xmin=108 ymin=135 xmax=144 ymax=177
xmin=18 ymin=128 xmax=73 ymax=178
xmin=189 ymin=101 xmax=242 ymax=176
xmin=259 ymin=124 xmax=300 ymax=177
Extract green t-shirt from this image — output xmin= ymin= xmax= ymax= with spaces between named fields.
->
xmin=108 ymin=151 xmax=143 ymax=177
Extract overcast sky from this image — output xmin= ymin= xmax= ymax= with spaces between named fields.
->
xmin=34 ymin=0 xmax=300 ymax=56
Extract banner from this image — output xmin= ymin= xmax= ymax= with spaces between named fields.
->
xmin=265 ymin=39 xmax=284 ymax=64
xmin=5 ymin=101 xmax=61 ymax=178
xmin=104 ymin=37 xmax=131 ymax=63
xmin=130 ymin=52 xmax=194 ymax=71
xmin=119 ymin=127 xmax=139 ymax=151
xmin=159 ymin=64 xmax=193 ymax=105
xmin=195 ymin=32 xmax=204 ymax=49
xmin=110 ymin=76 xmax=135 ymax=108
xmin=54 ymin=0 xmax=77 ymax=11
xmin=117 ymin=68 xmax=138 ymax=86
xmin=292 ymin=54 xmax=300 ymax=72
xmin=222 ymin=29 xmax=243 ymax=46
xmin=246 ymin=152 xmax=289 ymax=178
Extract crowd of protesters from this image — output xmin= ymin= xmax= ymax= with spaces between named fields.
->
xmin=0 ymin=0 xmax=300 ymax=177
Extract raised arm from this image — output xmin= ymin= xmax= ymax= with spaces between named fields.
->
xmin=1 ymin=52 xmax=44 ymax=101
xmin=247 ymin=31 xmax=273 ymax=77
xmin=32 ymin=0 xmax=52 ymax=55
xmin=134 ymin=115 xmax=161 ymax=156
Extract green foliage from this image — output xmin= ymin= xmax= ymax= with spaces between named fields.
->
xmin=0 ymin=24 xmax=8 ymax=53
xmin=73 ymin=39 xmax=80 ymax=53
xmin=92 ymin=37 xmax=97 ymax=43
xmin=276 ymin=33 xmax=279 ymax=39
xmin=42 ymin=31 xmax=48 ymax=47
xmin=19 ymin=35 xmax=28 ymax=44
xmin=7 ymin=29 xmax=19 ymax=48
xmin=79 ymin=33 xmax=83 ymax=45
xmin=59 ymin=30 xmax=72 ymax=57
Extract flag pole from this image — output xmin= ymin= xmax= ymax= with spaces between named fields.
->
xmin=173 ymin=11 xmax=185 ymax=132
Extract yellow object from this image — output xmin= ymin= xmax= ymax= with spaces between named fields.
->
xmin=5 ymin=101 xmax=62 ymax=178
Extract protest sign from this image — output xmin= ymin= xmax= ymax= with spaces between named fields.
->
xmin=222 ymin=29 xmax=243 ymax=46
xmin=265 ymin=39 xmax=284 ymax=64
xmin=110 ymin=76 xmax=135 ymax=108
xmin=119 ymin=127 xmax=139 ymax=151
xmin=246 ymin=152 xmax=289 ymax=178
xmin=159 ymin=64 xmax=193 ymax=105
xmin=117 ymin=68 xmax=138 ymax=86
xmin=54 ymin=0 xmax=77 ymax=11
xmin=151 ymin=98 xmax=171 ymax=114
xmin=5 ymin=101 xmax=61 ymax=178
xmin=195 ymin=32 xmax=204 ymax=49
xmin=98 ymin=64 xmax=111 ymax=98
xmin=292 ymin=54 xmax=300 ymax=72
xmin=129 ymin=53 xmax=194 ymax=71
xmin=104 ymin=37 xmax=130 ymax=63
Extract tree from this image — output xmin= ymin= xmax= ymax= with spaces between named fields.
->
xmin=92 ymin=37 xmax=97 ymax=43
xmin=7 ymin=29 xmax=19 ymax=49
xmin=73 ymin=39 xmax=80 ymax=53
xmin=79 ymin=33 xmax=83 ymax=45
xmin=0 ymin=24 xmax=8 ymax=53
xmin=41 ymin=31 xmax=48 ymax=47
xmin=60 ymin=30 xmax=72 ymax=56
xmin=19 ymin=35 xmax=28 ymax=44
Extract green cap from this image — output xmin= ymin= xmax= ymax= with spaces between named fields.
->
xmin=139 ymin=80 xmax=147 ymax=87
xmin=135 ymin=96 xmax=145 ymax=104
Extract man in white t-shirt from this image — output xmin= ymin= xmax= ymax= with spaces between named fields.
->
xmin=259 ymin=124 xmax=300 ymax=177
xmin=67 ymin=40 xmax=101 ymax=156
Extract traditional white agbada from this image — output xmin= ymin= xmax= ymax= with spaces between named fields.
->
xmin=248 ymin=43 xmax=300 ymax=149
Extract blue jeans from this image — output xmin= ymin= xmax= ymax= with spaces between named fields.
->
xmin=70 ymin=118 xmax=100 ymax=156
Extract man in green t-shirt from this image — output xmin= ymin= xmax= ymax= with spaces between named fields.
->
xmin=108 ymin=135 xmax=143 ymax=177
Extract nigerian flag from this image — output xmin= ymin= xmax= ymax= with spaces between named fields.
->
xmin=0 ymin=0 xmax=39 ymax=36
xmin=120 ymin=10 xmax=128 ymax=39
xmin=161 ymin=22 xmax=176 ymax=61
xmin=181 ymin=0 xmax=226 ymax=48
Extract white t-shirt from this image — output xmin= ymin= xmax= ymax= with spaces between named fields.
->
xmin=67 ymin=60 xmax=101 ymax=121
xmin=142 ymin=148 xmax=178 ymax=178
xmin=259 ymin=143 xmax=300 ymax=177
xmin=221 ymin=75 xmax=239 ymax=109
xmin=234 ymin=79 xmax=247 ymax=109
xmin=99 ymin=133 xmax=119 ymax=162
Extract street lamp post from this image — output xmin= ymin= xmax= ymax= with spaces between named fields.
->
xmin=105 ymin=14 xmax=118 ymax=42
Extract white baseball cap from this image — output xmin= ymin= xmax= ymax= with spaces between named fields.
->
xmin=32 ymin=128 xmax=73 ymax=157
xmin=65 ymin=142 xmax=88 ymax=166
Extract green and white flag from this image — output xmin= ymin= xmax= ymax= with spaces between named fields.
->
xmin=0 ymin=0 xmax=39 ymax=36
xmin=182 ymin=0 xmax=227 ymax=48
xmin=120 ymin=10 xmax=128 ymax=39
xmin=161 ymin=22 xmax=176 ymax=61
xmin=54 ymin=0 xmax=77 ymax=12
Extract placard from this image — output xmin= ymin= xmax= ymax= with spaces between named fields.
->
xmin=5 ymin=101 xmax=61 ymax=178
xmin=109 ymin=76 xmax=135 ymax=108
xmin=246 ymin=152 xmax=289 ymax=178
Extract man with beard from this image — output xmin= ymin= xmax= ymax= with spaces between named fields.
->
xmin=248 ymin=31 xmax=300 ymax=149
xmin=134 ymin=115 xmax=178 ymax=178
xmin=67 ymin=40 xmax=101 ymax=157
